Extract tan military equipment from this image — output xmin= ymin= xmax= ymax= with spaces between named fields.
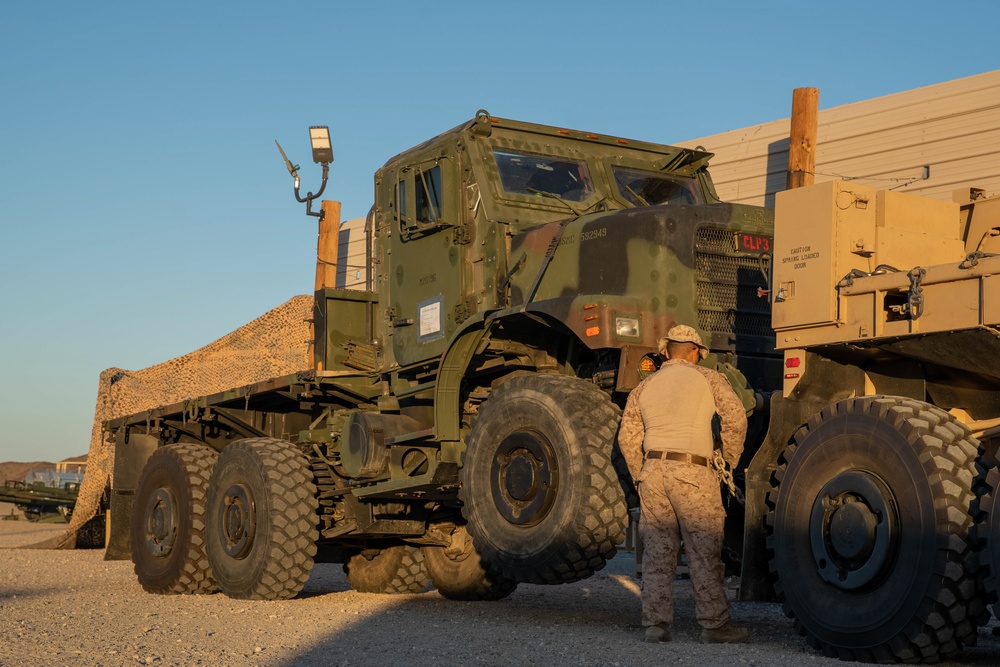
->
xmin=744 ymin=181 xmax=1000 ymax=662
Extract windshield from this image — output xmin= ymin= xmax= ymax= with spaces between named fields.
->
xmin=495 ymin=150 xmax=595 ymax=203
xmin=612 ymin=166 xmax=703 ymax=206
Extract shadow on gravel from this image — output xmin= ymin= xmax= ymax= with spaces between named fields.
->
xmin=272 ymin=564 xmax=1000 ymax=667
xmin=0 ymin=585 xmax=65 ymax=602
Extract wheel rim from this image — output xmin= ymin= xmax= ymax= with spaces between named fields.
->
xmin=219 ymin=483 xmax=256 ymax=559
xmin=490 ymin=430 xmax=558 ymax=526
xmin=144 ymin=487 xmax=178 ymax=557
xmin=808 ymin=470 xmax=899 ymax=591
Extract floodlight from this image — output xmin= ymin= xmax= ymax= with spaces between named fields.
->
xmin=275 ymin=124 xmax=333 ymax=218
xmin=309 ymin=126 xmax=333 ymax=164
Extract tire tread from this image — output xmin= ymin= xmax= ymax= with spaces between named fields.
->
xmin=132 ymin=443 xmax=218 ymax=595
xmin=766 ymin=396 xmax=985 ymax=662
xmin=460 ymin=374 xmax=628 ymax=585
xmin=207 ymin=438 xmax=318 ymax=600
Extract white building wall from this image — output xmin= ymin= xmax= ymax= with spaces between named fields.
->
xmin=335 ymin=216 xmax=369 ymax=290
xmin=677 ymin=70 xmax=1000 ymax=207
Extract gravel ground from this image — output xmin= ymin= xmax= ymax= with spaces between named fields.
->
xmin=2 ymin=521 xmax=999 ymax=667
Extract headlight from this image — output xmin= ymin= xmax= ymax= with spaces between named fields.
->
xmin=615 ymin=317 xmax=640 ymax=337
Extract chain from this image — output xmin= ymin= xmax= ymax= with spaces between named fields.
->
xmin=906 ymin=267 xmax=926 ymax=320
xmin=712 ymin=449 xmax=745 ymax=506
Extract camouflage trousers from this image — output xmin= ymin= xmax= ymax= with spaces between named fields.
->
xmin=638 ymin=459 xmax=730 ymax=630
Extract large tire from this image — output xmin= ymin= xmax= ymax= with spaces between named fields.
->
xmin=422 ymin=525 xmax=517 ymax=601
xmin=345 ymin=545 xmax=429 ymax=594
xmin=974 ymin=461 xmax=1000 ymax=619
xmin=130 ymin=443 xmax=217 ymax=594
xmin=767 ymin=397 xmax=985 ymax=662
xmin=205 ymin=438 xmax=318 ymax=600
xmin=459 ymin=374 xmax=628 ymax=584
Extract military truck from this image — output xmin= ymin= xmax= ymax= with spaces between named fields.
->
xmin=741 ymin=181 xmax=1000 ymax=662
xmin=103 ymin=110 xmax=1000 ymax=662
xmin=103 ymin=111 xmax=777 ymax=600
xmin=0 ymin=478 xmax=79 ymax=522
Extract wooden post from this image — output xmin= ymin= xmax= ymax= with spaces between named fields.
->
xmin=787 ymin=87 xmax=819 ymax=189
xmin=310 ymin=200 xmax=341 ymax=370
xmin=315 ymin=200 xmax=342 ymax=291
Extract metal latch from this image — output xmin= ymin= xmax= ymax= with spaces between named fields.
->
xmin=887 ymin=267 xmax=926 ymax=320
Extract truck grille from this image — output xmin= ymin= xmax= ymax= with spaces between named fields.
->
xmin=695 ymin=228 xmax=773 ymax=339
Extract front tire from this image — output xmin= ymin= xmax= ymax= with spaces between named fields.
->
xmin=459 ymin=374 xmax=627 ymax=584
xmin=130 ymin=443 xmax=217 ymax=594
xmin=767 ymin=397 xmax=984 ymax=662
xmin=205 ymin=438 xmax=318 ymax=600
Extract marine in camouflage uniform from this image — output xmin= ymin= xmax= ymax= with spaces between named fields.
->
xmin=618 ymin=325 xmax=749 ymax=643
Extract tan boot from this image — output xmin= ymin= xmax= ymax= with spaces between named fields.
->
xmin=700 ymin=622 xmax=749 ymax=644
xmin=644 ymin=623 xmax=672 ymax=643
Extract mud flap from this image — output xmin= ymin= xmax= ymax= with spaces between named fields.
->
xmin=104 ymin=431 xmax=158 ymax=560
xmin=740 ymin=393 xmax=826 ymax=600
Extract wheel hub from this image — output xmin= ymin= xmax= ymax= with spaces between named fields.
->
xmin=490 ymin=431 xmax=557 ymax=526
xmin=219 ymin=483 xmax=256 ymax=559
xmin=829 ymin=500 xmax=877 ymax=560
xmin=809 ymin=471 xmax=898 ymax=591
xmin=144 ymin=487 xmax=178 ymax=557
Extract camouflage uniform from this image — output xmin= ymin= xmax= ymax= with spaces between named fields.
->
xmin=619 ymin=335 xmax=747 ymax=631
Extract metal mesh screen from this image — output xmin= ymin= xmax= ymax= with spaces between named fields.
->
xmin=695 ymin=228 xmax=772 ymax=339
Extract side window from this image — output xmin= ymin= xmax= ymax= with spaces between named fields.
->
xmin=398 ymin=163 xmax=448 ymax=235
xmin=415 ymin=165 xmax=442 ymax=223
xmin=397 ymin=179 xmax=408 ymax=219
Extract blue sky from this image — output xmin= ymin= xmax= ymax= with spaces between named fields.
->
xmin=1 ymin=1 xmax=997 ymax=463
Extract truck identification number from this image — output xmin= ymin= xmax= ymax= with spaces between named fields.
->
xmin=581 ymin=227 xmax=607 ymax=241
xmin=737 ymin=233 xmax=772 ymax=253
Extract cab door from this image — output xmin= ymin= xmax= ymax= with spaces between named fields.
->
xmin=381 ymin=155 xmax=465 ymax=369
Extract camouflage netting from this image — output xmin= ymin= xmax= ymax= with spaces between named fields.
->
xmin=33 ymin=295 xmax=314 ymax=549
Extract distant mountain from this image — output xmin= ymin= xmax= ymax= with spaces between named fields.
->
xmin=0 ymin=461 xmax=56 ymax=483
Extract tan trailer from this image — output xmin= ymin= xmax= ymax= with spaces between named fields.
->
xmin=742 ymin=181 xmax=1000 ymax=662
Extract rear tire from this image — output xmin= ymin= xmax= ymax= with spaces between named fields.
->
xmin=767 ymin=397 xmax=984 ymax=662
xmin=130 ymin=443 xmax=217 ymax=594
xmin=345 ymin=545 xmax=429 ymax=594
xmin=422 ymin=525 xmax=517 ymax=601
xmin=205 ymin=438 xmax=318 ymax=600
xmin=459 ymin=374 xmax=627 ymax=584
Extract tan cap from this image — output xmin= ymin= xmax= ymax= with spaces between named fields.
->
xmin=658 ymin=324 xmax=708 ymax=359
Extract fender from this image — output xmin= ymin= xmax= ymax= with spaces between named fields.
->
xmin=433 ymin=311 xmax=494 ymax=458
xmin=432 ymin=304 xmax=561 ymax=460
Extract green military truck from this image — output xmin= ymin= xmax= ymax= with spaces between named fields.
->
xmin=104 ymin=110 xmax=776 ymax=601
xmin=0 ymin=478 xmax=79 ymax=522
